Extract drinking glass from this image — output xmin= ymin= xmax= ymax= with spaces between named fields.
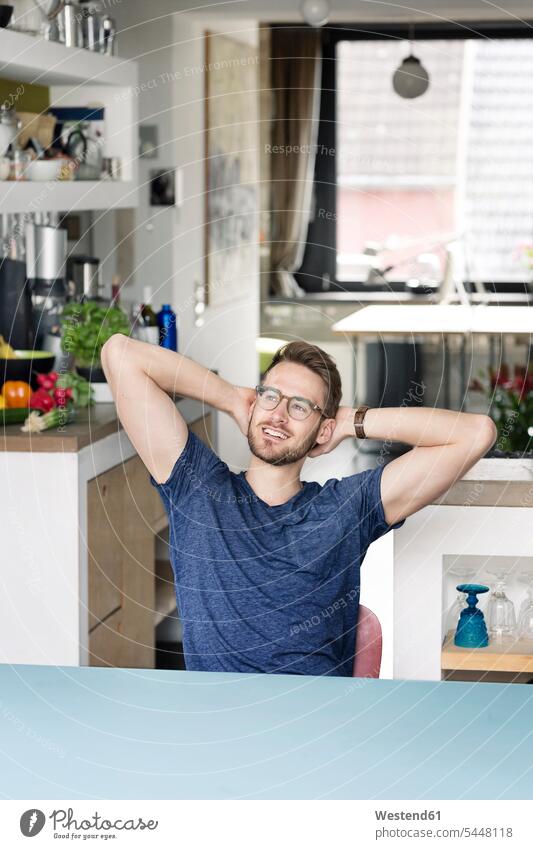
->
xmin=486 ymin=570 xmax=517 ymax=639
xmin=517 ymin=571 xmax=533 ymax=619
xmin=517 ymin=571 xmax=533 ymax=639
xmin=446 ymin=566 xmax=477 ymax=633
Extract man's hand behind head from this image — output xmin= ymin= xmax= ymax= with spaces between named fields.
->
xmin=307 ymin=406 xmax=354 ymax=458
xmin=231 ymin=386 xmax=257 ymax=437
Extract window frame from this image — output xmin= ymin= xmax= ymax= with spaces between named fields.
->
xmin=274 ymin=20 xmax=533 ymax=295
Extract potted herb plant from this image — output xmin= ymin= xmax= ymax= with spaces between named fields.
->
xmin=60 ymin=301 xmax=131 ymax=383
xmin=469 ymin=364 xmax=533 ymax=456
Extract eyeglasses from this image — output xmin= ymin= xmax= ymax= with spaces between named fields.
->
xmin=255 ymin=384 xmax=324 ymax=421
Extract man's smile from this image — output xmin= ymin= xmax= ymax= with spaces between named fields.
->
xmin=261 ymin=425 xmax=290 ymax=441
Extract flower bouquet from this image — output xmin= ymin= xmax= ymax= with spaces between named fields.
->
xmin=469 ymin=364 xmax=533 ymax=455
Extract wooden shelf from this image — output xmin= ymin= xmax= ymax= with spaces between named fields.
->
xmin=442 ymin=630 xmax=533 ymax=674
xmin=0 ymin=28 xmax=136 ymax=86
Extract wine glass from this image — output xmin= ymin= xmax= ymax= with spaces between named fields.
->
xmin=486 ymin=569 xmax=517 ymax=640
xmin=446 ymin=566 xmax=477 ymax=633
xmin=454 ymin=584 xmax=490 ymax=648
xmin=517 ymin=571 xmax=533 ymax=639
xmin=517 ymin=571 xmax=533 ymax=619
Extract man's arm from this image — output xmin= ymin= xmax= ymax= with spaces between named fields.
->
xmin=363 ymin=406 xmax=497 ymax=524
xmin=311 ymin=405 xmax=497 ymax=525
xmin=101 ymin=334 xmax=255 ymax=484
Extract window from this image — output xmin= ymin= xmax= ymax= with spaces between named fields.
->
xmin=295 ymin=25 xmax=533 ymax=293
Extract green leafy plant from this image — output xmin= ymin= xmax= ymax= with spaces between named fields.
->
xmin=60 ymin=301 xmax=130 ymax=368
xmin=55 ymin=371 xmax=94 ymax=407
xmin=469 ymin=364 xmax=533 ymax=453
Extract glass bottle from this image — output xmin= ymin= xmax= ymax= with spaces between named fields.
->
xmin=157 ymin=304 xmax=177 ymax=351
xmin=138 ymin=286 xmax=159 ymax=344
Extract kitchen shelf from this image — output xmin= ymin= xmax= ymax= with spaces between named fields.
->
xmin=0 ymin=30 xmax=139 ymax=213
xmin=441 ymin=629 xmax=533 ymax=674
xmin=0 ymin=28 xmax=136 ymax=87
xmin=0 ymin=179 xmax=139 ymax=214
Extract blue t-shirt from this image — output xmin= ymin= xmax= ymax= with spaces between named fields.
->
xmin=151 ymin=429 xmax=405 ymax=677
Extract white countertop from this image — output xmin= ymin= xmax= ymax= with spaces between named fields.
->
xmin=333 ymin=304 xmax=533 ymax=336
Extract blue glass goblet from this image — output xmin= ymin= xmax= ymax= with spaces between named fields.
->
xmin=454 ymin=584 xmax=490 ymax=648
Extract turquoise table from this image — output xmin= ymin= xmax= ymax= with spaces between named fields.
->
xmin=1 ymin=664 xmax=532 ymax=799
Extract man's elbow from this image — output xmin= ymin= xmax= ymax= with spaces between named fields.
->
xmin=473 ymin=414 xmax=498 ymax=453
xmin=101 ymin=333 xmax=130 ymax=379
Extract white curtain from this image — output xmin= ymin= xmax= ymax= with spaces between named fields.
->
xmin=270 ymin=29 xmax=322 ymax=297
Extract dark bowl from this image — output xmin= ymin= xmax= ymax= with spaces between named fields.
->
xmin=0 ymin=351 xmax=55 ymax=390
xmin=0 ymin=5 xmax=13 ymax=28
xmin=76 ymin=364 xmax=107 ymax=383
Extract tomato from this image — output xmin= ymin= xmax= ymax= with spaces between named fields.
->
xmin=2 ymin=381 xmax=32 ymax=408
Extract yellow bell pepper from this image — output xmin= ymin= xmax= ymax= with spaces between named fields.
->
xmin=0 ymin=395 xmax=5 ymax=409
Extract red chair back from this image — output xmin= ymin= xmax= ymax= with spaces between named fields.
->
xmin=352 ymin=604 xmax=382 ymax=678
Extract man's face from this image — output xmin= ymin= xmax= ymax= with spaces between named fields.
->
xmin=247 ymin=362 xmax=334 ymax=466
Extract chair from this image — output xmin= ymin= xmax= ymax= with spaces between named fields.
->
xmin=352 ymin=604 xmax=382 ymax=678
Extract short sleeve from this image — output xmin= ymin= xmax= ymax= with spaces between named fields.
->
xmin=329 ymin=463 xmax=405 ymax=550
xmin=149 ymin=427 xmax=226 ymax=509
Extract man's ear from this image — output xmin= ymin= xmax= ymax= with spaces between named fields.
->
xmin=315 ymin=417 xmax=336 ymax=445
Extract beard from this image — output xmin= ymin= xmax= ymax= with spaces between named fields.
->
xmin=247 ymin=418 xmax=322 ymax=467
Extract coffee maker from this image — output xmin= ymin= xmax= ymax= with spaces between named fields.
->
xmin=26 ymin=222 xmax=68 ymax=348
xmin=0 ymin=214 xmax=34 ymax=349
xmin=67 ymin=254 xmax=101 ymax=300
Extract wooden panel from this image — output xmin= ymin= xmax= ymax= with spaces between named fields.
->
xmin=442 ymin=630 xmax=533 ymax=674
xmin=155 ymin=558 xmax=176 ymax=627
xmin=88 ymin=608 xmax=124 ymax=668
xmin=119 ymin=455 xmax=156 ymax=668
xmin=443 ymin=669 xmax=533 ymax=684
xmin=87 ymin=414 xmax=213 ymax=668
xmin=87 ymin=463 xmax=124 ymax=631
xmin=88 ymin=455 xmax=156 ymax=668
xmin=123 ymin=452 xmax=166 ymax=531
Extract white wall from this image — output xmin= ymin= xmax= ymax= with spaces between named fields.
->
xmin=173 ymin=18 xmax=260 ymax=472
xmin=113 ymin=9 xmax=181 ymax=309
xmin=111 ymin=7 xmax=260 ymax=468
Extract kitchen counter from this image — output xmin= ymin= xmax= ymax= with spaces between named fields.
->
xmin=0 ymin=403 xmax=120 ymax=453
xmin=1 ymin=663 xmax=532 ymax=799
xmin=0 ymin=397 xmax=215 ymax=668
xmin=0 ymin=397 xmax=195 ymax=453
xmin=269 ymin=291 xmax=532 ymax=305
xmin=332 ymin=304 xmax=533 ymax=337
xmin=435 ymin=456 xmax=533 ymax=508
xmin=390 ymin=453 xmax=533 ymax=682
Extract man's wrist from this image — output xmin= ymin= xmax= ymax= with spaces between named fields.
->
xmin=353 ymin=405 xmax=370 ymax=439
xmin=337 ymin=406 xmax=361 ymax=439
xmin=340 ymin=405 xmax=370 ymax=439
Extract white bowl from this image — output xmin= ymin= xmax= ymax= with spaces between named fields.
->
xmin=25 ymin=159 xmax=66 ymax=182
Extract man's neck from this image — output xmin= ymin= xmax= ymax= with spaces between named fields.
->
xmin=245 ymin=456 xmax=305 ymax=506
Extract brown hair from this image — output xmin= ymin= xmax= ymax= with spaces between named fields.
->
xmin=266 ymin=341 xmax=342 ymax=419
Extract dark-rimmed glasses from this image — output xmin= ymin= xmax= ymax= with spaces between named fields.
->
xmin=255 ymin=385 xmax=324 ymax=421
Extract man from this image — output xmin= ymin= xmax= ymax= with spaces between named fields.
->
xmin=102 ymin=335 xmax=497 ymax=677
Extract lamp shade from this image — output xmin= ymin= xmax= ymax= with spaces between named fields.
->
xmin=300 ymin=0 xmax=331 ymax=27
xmin=392 ymin=54 xmax=430 ymax=99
